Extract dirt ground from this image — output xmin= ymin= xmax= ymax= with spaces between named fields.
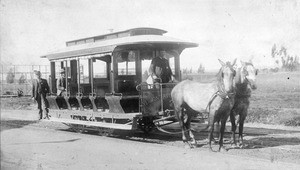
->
xmin=1 ymin=110 xmax=300 ymax=170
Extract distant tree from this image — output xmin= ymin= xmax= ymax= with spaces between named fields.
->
xmin=182 ymin=68 xmax=188 ymax=74
xmin=271 ymin=44 xmax=299 ymax=71
xmin=182 ymin=67 xmax=193 ymax=74
xmin=271 ymin=44 xmax=277 ymax=58
xmin=6 ymin=68 xmax=15 ymax=84
xmin=18 ymin=74 xmax=26 ymax=84
xmin=197 ymin=63 xmax=205 ymax=73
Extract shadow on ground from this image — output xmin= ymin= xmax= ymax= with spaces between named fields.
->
xmin=58 ymin=122 xmax=300 ymax=152
xmin=0 ymin=120 xmax=38 ymax=132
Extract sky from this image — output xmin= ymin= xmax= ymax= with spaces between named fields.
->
xmin=1 ymin=0 xmax=299 ymax=71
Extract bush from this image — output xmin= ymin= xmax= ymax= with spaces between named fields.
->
xmin=6 ymin=68 xmax=15 ymax=84
xmin=282 ymin=117 xmax=300 ymax=126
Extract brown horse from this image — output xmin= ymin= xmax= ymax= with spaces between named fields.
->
xmin=230 ymin=60 xmax=258 ymax=147
xmin=171 ymin=59 xmax=236 ymax=151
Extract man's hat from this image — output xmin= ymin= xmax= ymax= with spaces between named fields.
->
xmin=59 ymin=68 xmax=65 ymax=74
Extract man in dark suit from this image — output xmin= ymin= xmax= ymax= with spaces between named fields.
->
xmin=148 ymin=50 xmax=174 ymax=83
xmin=32 ymin=71 xmax=50 ymax=120
xmin=56 ymin=68 xmax=66 ymax=96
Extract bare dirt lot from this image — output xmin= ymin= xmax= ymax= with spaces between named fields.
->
xmin=1 ymin=110 xmax=300 ymax=170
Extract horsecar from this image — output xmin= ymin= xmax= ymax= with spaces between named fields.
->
xmin=41 ymin=27 xmax=198 ymax=134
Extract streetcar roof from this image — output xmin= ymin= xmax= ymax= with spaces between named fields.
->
xmin=66 ymin=27 xmax=168 ymax=44
xmin=41 ymin=35 xmax=198 ymax=61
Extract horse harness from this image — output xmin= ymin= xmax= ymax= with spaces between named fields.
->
xmin=205 ymin=64 xmax=236 ymax=113
xmin=205 ymin=89 xmax=235 ymax=113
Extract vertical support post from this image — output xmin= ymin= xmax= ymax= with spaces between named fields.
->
xmin=64 ymin=60 xmax=71 ymax=110
xmin=77 ymin=59 xmax=81 ymax=93
xmin=70 ymin=60 xmax=77 ymax=95
xmin=111 ymin=53 xmax=116 ymax=93
xmin=65 ymin=61 xmax=68 ymax=93
xmin=50 ymin=62 xmax=56 ymax=94
xmin=174 ymin=52 xmax=181 ymax=81
xmin=1 ymin=65 xmax=3 ymax=95
xmin=89 ymin=58 xmax=98 ymax=112
xmin=160 ymin=83 xmax=163 ymax=113
xmin=107 ymin=59 xmax=111 ymax=91
xmin=76 ymin=58 xmax=84 ymax=111
xmin=70 ymin=60 xmax=77 ymax=83
xmin=13 ymin=65 xmax=16 ymax=93
xmin=89 ymin=58 xmax=94 ymax=93
xmin=136 ymin=50 xmax=142 ymax=84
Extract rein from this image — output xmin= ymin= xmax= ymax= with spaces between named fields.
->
xmin=216 ymin=65 xmax=236 ymax=99
xmin=154 ymin=121 xmax=208 ymax=134
xmin=217 ymin=82 xmax=235 ymax=99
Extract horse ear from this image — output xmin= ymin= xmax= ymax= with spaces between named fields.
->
xmin=218 ymin=59 xmax=225 ymax=66
xmin=232 ymin=58 xmax=237 ymax=66
xmin=249 ymin=56 xmax=254 ymax=63
xmin=240 ymin=60 xmax=245 ymax=66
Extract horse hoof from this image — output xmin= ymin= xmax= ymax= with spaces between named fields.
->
xmin=219 ymin=147 xmax=228 ymax=152
xmin=238 ymin=142 xmax=244 ymax=148
xmin=191 ymin=141 xmax=197 ymax=146
xmin=231 ymin=143 xmax=238 ymax=148
xmin=184 ymin=144 xmax=192 ymax=149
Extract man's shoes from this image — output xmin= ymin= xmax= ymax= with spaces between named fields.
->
xmin=43 ymin=116 xmax=50 ymax=120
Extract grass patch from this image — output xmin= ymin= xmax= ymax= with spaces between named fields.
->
xmin=190 ymin=72 xmax=300 ymax=127
xmin=246 ymin=72 xmax=300 ymax=126
xmin=247 ymin=108 xmax=300 ymax=126
xmin=0 ymin=97 xmax=36 ymax=110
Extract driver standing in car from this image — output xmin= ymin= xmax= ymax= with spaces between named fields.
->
xmin=148 ymin=50 xmax=174 ymax=83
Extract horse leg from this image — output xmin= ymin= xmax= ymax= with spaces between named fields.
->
xmin=183 ymin=112 xmax=196 ymax=148
xmin=218 ymin=119 xmax=228 ymax=152
xmin=177 ymin=108 xmax=190 ymax=148
xmin=207 ymin=115 xmax=215 ymax=152
xmin=179 ymin=118 xmax=189 ymax=147
xmin=238 ymin=113 xmax=247 ymax=148
xmin=230 ymin=111 xmax=237 ymax=147
xmin=207 ymin=125 xmax=214 ymax=152
xmin=187 ymin=115 xmax=196 ymax=147
xmin=214 ymin=121 xmax=220 ymax=144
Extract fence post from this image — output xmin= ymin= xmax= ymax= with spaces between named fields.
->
xmin=14 ymin=65 xmax=16 ymax=95
xmin=1 ymin=65 xmax=3 ymax=95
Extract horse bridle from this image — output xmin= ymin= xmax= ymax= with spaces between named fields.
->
xmin=241 ymin=63 xmax=257 ymax=83
xmin=218 ymin=64 xmax=236 ymax=99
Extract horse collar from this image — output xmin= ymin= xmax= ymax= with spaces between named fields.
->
xmin=217 ymin=91 xmax=235 ymax=99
